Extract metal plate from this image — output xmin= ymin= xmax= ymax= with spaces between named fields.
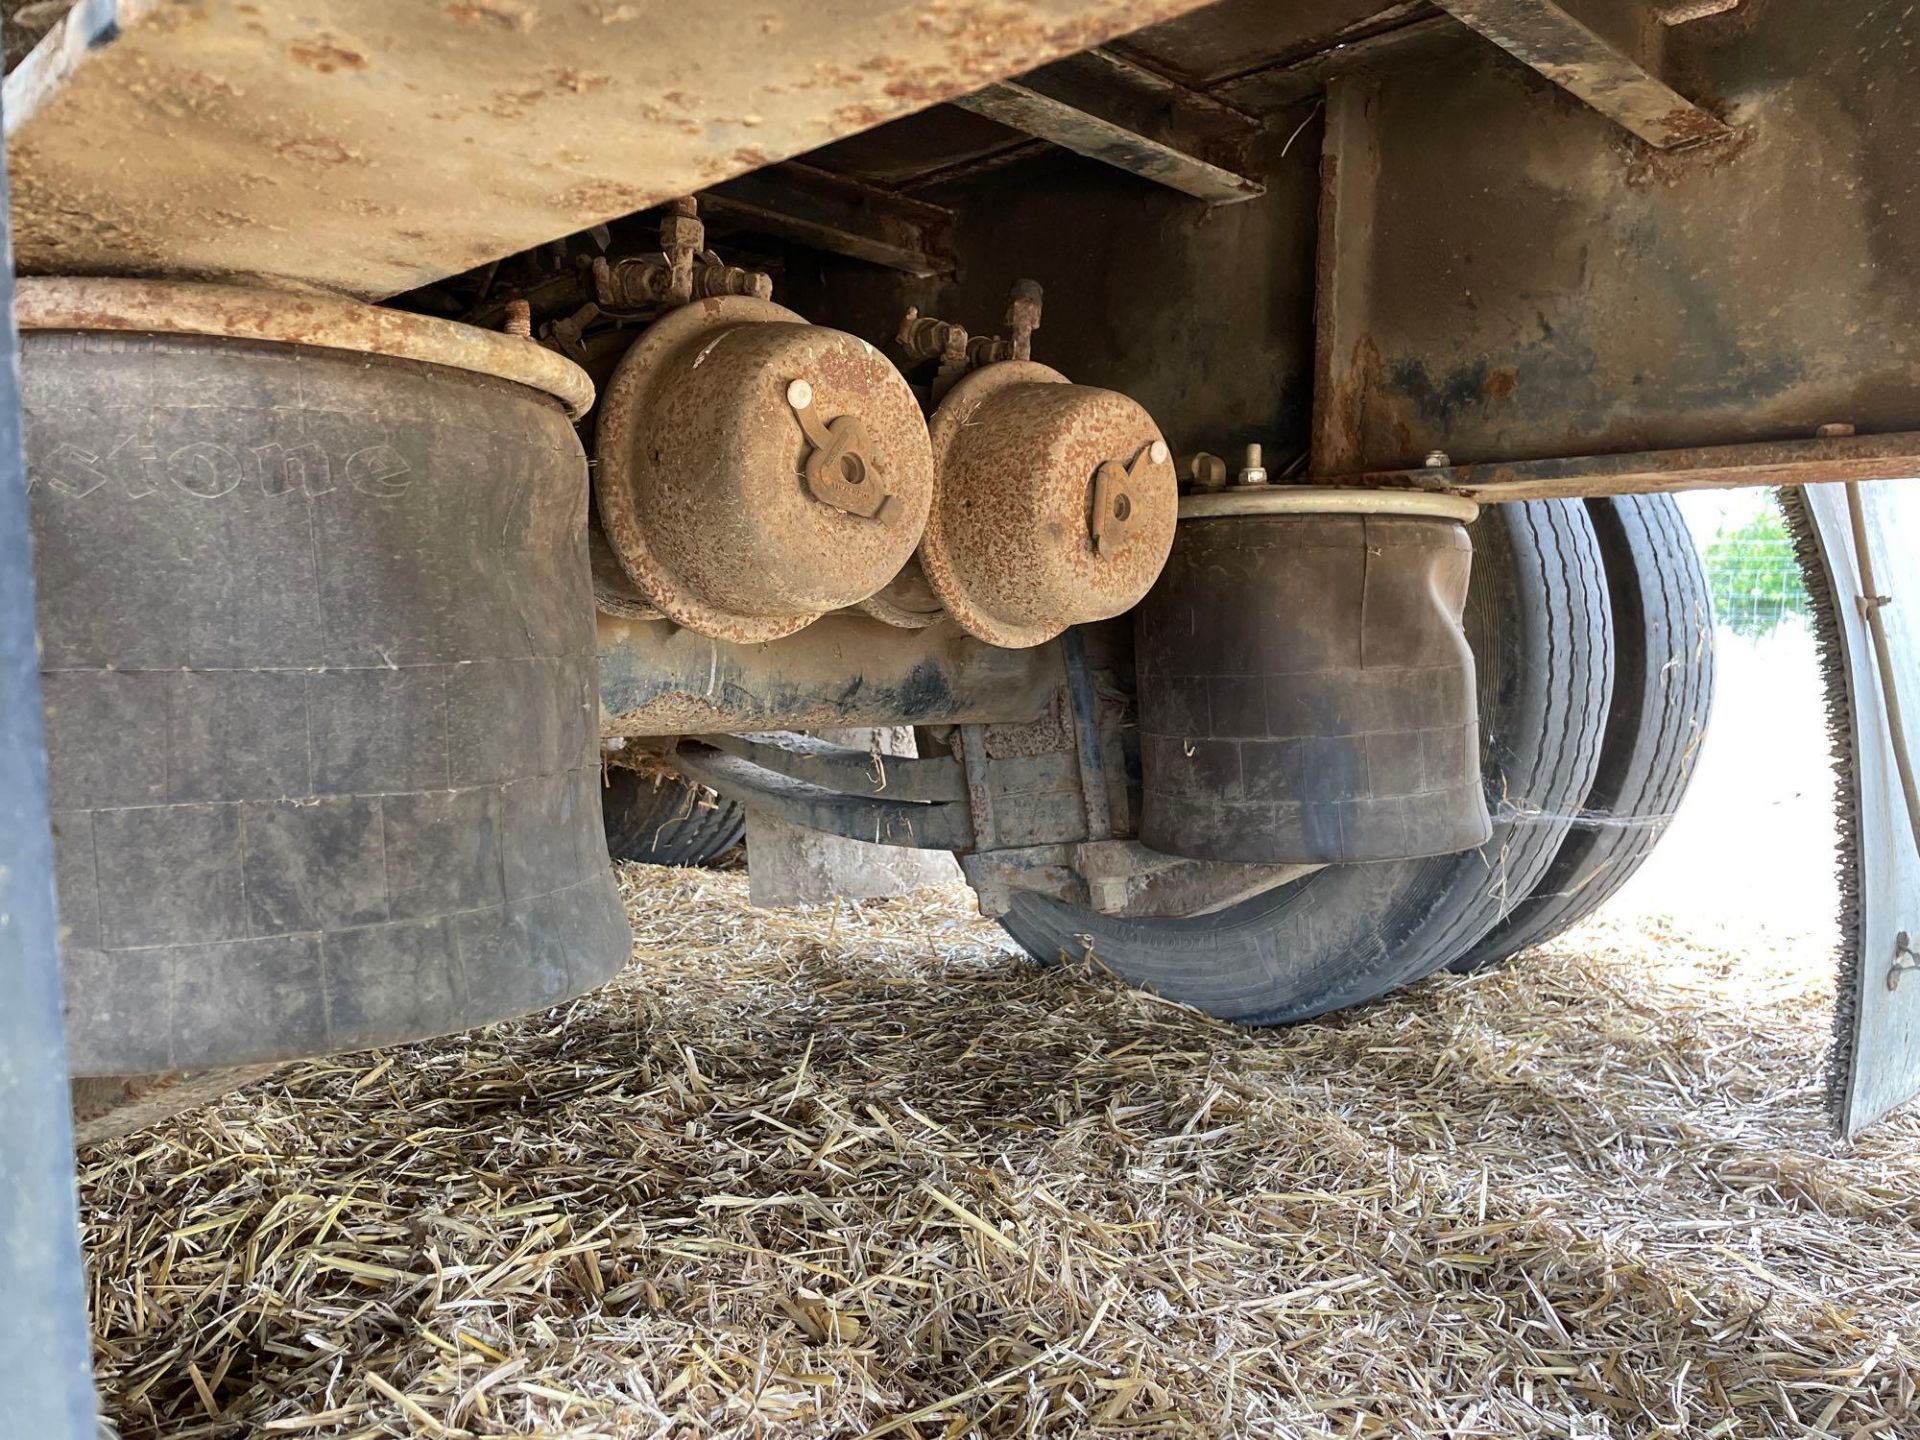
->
xmin=1106 ymin=0 xmax=1421 ymax=85
xmin=1305 ymin=0 xmax=1920 ymax=474
xmin=1799 ymin=481 xmax=1920 ymax=1136
xmin=5 ymin=0 xmax=1220 ymax=300
xmin=1178 ymin=486 xmax=1478 ymax=520
xmin=16 ymin=276 xmax=595 ymax=417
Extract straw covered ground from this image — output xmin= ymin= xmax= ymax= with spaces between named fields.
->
xmin=79 ymin=864 xmax=1920 ymax=1439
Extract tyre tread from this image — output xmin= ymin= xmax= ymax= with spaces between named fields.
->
xmin=1450 ymin=493 xmax=1715 ymax=972
xmin=602 ymin=768 xmax=746 ymax=867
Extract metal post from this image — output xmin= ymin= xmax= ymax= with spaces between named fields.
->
xmin=0 ymin=75 xmax=100 ymax=1440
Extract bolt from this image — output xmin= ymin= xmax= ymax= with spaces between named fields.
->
xmin=1150 ymin=440 xmax=1170 ymax=465
xmin=694 ymin=259 xmax=773 ymax=301
xmin=897 ymin=307 xmax=968 ymax=364
xmin=1236 ymin=443 xmax=1269 ymax=487
xmin=503 ymin=299 xmax=532 ymax=339
xmin=1005 ymin=278 xmax=1044 ymax=362
xmin=786 ymin=378 xmax=814 ymax=410
xmin=1817 ymin=422 xmax=1856 ymax=438
xmin=1891 ymin=931 xmax=1916 ymax=991
xmin=1424 ymin=449 xmax=1451 ymax=468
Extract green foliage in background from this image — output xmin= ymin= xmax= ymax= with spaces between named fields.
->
xmin=1702 ymin=504 xmax=1808 ymax=638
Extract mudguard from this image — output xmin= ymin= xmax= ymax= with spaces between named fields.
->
xmin=1789 ymin=481 xmax=1920 ymax=1136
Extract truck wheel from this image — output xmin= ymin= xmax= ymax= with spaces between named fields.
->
xmin=997 ymin=499 xmax=1613 ymax=1025
xmin=601 ymin=766 xmax=745 ymax=867
xmin=1448 ymin=493 xmax=1714 ymax=972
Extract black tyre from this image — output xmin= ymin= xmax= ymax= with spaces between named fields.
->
xmin=602 ymin=766 xmax=745 ymax=866
xmin=1449 ymin=494 xmax=1714 ymax=972
xmin=998 ymin=499 xmax=1613 ymax=1025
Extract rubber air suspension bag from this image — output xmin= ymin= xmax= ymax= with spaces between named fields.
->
xmin=1136 ymin=503 xmax=1492 ymax=865
xmin=19 ymin=279 xmax=633 ymax=1075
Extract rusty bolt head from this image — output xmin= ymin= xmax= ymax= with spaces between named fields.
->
xmin=659 ymin=214 xmax=703 ymax=251
xmin=503 ymin=299 xmax=533 ymax=339
xmin=1007 ymin=278 xmax=1043 ymax=315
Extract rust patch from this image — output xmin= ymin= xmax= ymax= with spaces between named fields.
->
xmin=274 ymin=137 xmax=360 ymax=166
xmin=487 ymin=87 xmax=550 ymax=118
xmin=833 ymin=103 xmax=893 ymax=131
xmin=289 ymin=37 xmax=369 ymax=73
xmin=553 ymin=180 xmax=647 ymax=213
xmin=1655 ymin=103 xmax=1733 ymax=149
xmin=443 ymin=0 xmax=539 ymax=30
xmin=836 ymin=0 xmax=1218 ymax=123
xmin=1621 ymin=118 xmax=1757 ymax=191
xmin=551 ymin=68 xmax=613 ymax=94
xmin=1322 ymin=335 xmax=1383 ymax=476
xmin=1482 ymin=368 xmax=1517 ymax=405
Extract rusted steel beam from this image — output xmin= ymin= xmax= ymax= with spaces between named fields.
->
xmin=1353 ymin=434 xmax=1920 ymax=501
xmin=1308 ymin=76 xmax=1380 ymax=479
xmin=1059 ymin=47 xmax=1264 ymax=148
xmin=1216 ymin=13 xmax=1459 ymax=113
xmin=4 ymin=0 xmax=1220 ymax=299
xmin=1432 ymin=0 xmax=1730 ymax=148
xmin=701 ymin=163 xmax=956 ymax=278
xmin=954 ymin=51 xmax=1263 ymax=204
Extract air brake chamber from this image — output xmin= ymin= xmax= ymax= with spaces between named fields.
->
xmin=591 ymin=296 xmax=937 ymax=643
xmin=1135 ymin=491 xmax=1493 ymax=866
xmin=19 ymin=279 xmax=632 ymax=1075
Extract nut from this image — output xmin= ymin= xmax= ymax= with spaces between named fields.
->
xmin=1235 ymin=443 xmax=1269 ymax=487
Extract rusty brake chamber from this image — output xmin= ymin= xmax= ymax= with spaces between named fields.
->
xmin=588 ymin=250 xmax=1238 ymax=925
xmin=590 ymin=197 xmax=935 ymax=641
